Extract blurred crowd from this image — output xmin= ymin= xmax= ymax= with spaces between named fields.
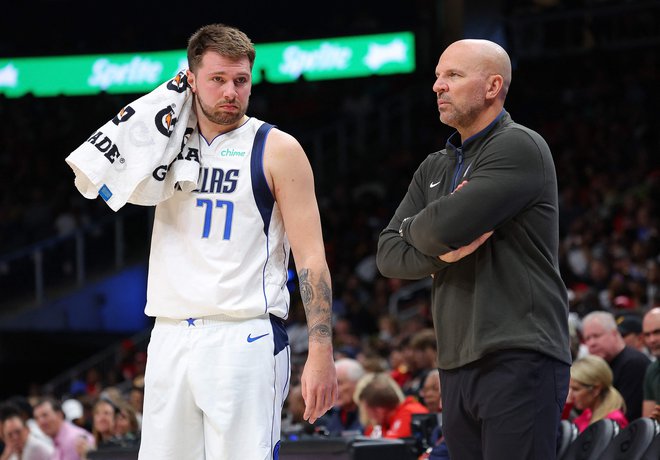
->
xmin=0 ymin=346 xmax=145 ymax=459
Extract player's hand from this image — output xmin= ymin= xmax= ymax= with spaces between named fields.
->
xmin=439 ymin=231 xmax=493 ymax=263
xmin=300 ymin=343 xmax=338 ymax=423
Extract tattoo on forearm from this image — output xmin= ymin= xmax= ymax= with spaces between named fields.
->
xmin=298 ymin=268 xmax=333 ymax=343
xmin=299 ymin=269 xmax=313 ymax=305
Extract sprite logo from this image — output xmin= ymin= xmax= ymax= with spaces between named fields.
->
xmin=88 ymin=57 xmax=164 ymax=90
xmin=279 ymin=43 xmax=352 ymax=79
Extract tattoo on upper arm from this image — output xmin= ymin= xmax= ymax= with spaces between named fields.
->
xmin=298 ymin=268 xmax=333 ymax=343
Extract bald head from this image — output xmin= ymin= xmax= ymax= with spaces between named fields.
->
xmin=643 ymin=307 xmax=660 ymax=357
xmin=444 ymin=39 xmax=512 ymax=97
xmin=644 ymin=307 xmax=660 ymax=320
xmin=433 ymin=39 xmax=512 ymax=139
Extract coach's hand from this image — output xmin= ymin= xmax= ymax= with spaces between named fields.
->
xmin=439 ymin=231 xmax=493 ymax=263
xmin=301 ymin=342 xmax=338 ymax=424
xmin=438 ymin=179 xmax=493 ymax=263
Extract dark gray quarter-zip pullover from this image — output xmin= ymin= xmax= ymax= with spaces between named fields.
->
xmin=377 ymin=110 xmax=572 ymax=369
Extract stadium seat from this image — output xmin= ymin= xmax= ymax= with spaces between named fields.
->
xmin=599 ymin=417 xmax=659 ymax=460
xmin=557 ymin=420 xmax=579 ymax=458
xmin=560 ymin=418 xmax=620 ymax=460
xmin=88 ymin=447 xmax=138 ymax=460
xmin=279 ymin=436 xmax=415 ymax=460
xmin=410 ymin=412 xmax=440 ymax=453
xmin=640 ymin=427 xmax=660 ymax=460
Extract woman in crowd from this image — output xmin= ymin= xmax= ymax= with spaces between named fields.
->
xmin=567 ymin=355 xmax=629 ymax=432
xmin=76 ymin=397 xmax=118 ymax=458
xmin=114 ymin=401 xmax=140 ymax=445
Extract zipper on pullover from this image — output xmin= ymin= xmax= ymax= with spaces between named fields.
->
xmin=451 ymin=149 xmax=464 ymax=192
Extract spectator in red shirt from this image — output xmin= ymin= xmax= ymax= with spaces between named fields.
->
xmin=355 ymin=372 xmax=428 ymax=439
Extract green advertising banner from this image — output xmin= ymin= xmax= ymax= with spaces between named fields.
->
xmin=0 ymin=32 xmax=415 ymax=98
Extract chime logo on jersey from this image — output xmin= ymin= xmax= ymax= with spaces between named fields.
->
xmin=111 ymin=105 xmax=136 ymax=125
xmin=155 ymin=105 xmax=177 ymax=137
xmin=167 ymin=71 xmax=189 ymax=93
xmin=220 ymin=148 xmax=246 ymax=157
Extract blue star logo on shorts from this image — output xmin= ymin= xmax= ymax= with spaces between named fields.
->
xmin=186 ymin=318 xmax=197 ymax=327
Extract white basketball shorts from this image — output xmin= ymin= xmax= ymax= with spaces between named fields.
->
xmin=138 ymin=313 xmax=291 ymax=460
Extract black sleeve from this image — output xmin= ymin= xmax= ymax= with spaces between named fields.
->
xmin=376 ymin=158 xmax=448 ymax=280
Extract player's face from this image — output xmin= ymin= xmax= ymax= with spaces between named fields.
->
xmin=188 ymin=51 xmax=252 ymax=128
xmin=432 ymin=43 xmax=488 ymax=134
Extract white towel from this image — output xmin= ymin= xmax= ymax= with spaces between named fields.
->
xmin=65 ymin=70 xmax=200 ymax=212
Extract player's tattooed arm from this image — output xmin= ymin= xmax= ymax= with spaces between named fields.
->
xmin=298 ymin=268 xmax=333 ymax=344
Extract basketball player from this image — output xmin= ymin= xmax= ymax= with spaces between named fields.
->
xmin=137 ymin=24 xmax=337 ymax=459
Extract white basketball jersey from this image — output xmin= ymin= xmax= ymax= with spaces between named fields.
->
xmin=145 ymin=117 xmax=291 ymax=320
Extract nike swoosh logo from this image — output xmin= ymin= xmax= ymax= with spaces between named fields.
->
xmin=247 ymin=333 xmax=270 ymax=343
xmin=430 ymin=181 xmax=441 ymax=188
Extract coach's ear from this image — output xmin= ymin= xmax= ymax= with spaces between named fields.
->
xmin=485 ymin=74 xmax=504 ymax=101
